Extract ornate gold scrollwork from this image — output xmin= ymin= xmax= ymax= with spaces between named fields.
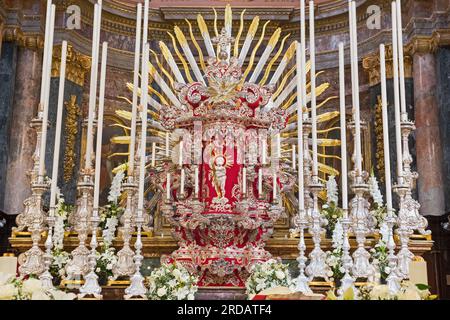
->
xmin=63 ymin=95 xmax=81 ymax=183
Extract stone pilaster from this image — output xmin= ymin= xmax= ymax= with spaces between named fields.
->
xmin=409 ymin=37 xmax=445 ymax=217
xmin=3 ymin=45 xmax=42 ymax=215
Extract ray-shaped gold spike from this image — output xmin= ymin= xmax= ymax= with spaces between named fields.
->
xmin=238 ymin=16 xmax=260 ymax=67
xmin=112 ymin=163 xmax=128 ymax=174
xmin=318 ymin=152 xmax=341 ymax=160
xmin=174 ymin=26 xmax=205 ymax=84
xmin=167 ymin=32 xmax=194 ymax=83
xmin=213 ymin=8 xmax=219 ymax=37
xmin=111 ymin=136 xmax=131 ymax=144
xmin=224 ymin=4 xmax=232 ymax=58
xmin=197 ymin=14 xmax=216 ymax=58
xmin=116 ymin=109 xmax=132 ymax=121
xmin=259 ymin=34 xmax=290 ymax=86
xmin=317 ymin=138 xmax=341 ymax=147
xmin=234 ymin=9 xmax=246 ymax=58
xmin=150 ymin=49 xmax=175 ymax=89
xmin=317 ymin=111 xmax=340 ymax=123
xmin=271 ymin=65 xmax=296 ymax=101
xmin=127 ymin=82 xmax=167 ymax=108
xmin=149 ymin=64 xmax=182 ymax=107
xmin=273 ymin=75 xmax=297 ymax=108
xmin=317 ymin=126 xmax=341 ymax=134
xmin=110 ymin=123 xmax=131 ymax=131
xmin=269 ymin=41 xmax=297 ymax=85
xmin=249 ymin=28 xmax=281 ymax=83
xmin=109 ymin=152 xmax=130 ymax=159
xmin=241 ymin=20 xmax=270 ymax=83
xmin=318 ymin=162 xmax=340 ymax=176
xmin=311 ymin=95 xmax=338 ymax=111
xmin=185 ymin=19 xmax=206 ymax=71
xmin=117 ymin=96 xmax=133 ymax=106
xmin=159 ymin=41 xmax=186 ymax=84
xmin=281 ymin=92 xmax=297 ymax=110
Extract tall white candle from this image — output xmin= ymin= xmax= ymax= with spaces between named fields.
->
xmin=151 ymin=142 xmax=156 ymax=167
xmin=179 ymin=140 xmax=183 ymax=166
xmin=38 ymin=4 xmax=56 ymax=179
xmin=180 ymin=168 xmax=185 ymax=195
xmin=300 ymin=0 xmax=307 ymax=112
xmin=350 ymin=1 xmax=363 ymax=173
xmin=338 ymin=42 xmax=348 ymax=212
xmin=292 ymin=144 xmax=296 ymax=169
xmin=194 ymin=166 xmax=199 ymax=197
xmin=242 ymin=167 xmax=247 ymax=195
xmin=85 ymin=2 xmax=103 ymax=170
xmin=39 ymin=0 xmax=52 ymax=112
xmin=309 ymin=1 xmax=318 ymax=177
xmin=296 ymin=42 xmax=305 ymax=211
xmin=165 ymin=132 xmax=170 ymax=157
xmin=258 ymin=168 xmax=263 ymax=196
xmin=138 ymin=43 xmax=150 ymax=213
xmin=127 ymin=3 xmax=143 ymax=177
xmin=396 ymin=0 xmax=407 ymax=118
xmin=49 ymin=41 xmax=68 ymax=211
xmin=93 ymin=42 xmax=108 ymax=210
xmin=142 ymin=0 xmax=149 ymax=48
xmin=166 ymin=173 xmax=171 ymax=200
xmin=391 ymin=2 xmax=404 ymax=179
xmin=380 ymin=44 xmax=393 ymax=212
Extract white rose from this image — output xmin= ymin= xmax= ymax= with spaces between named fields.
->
xmin=187 ymin=293 xmax=195 ymax=300
xmin=157 ymin=287 xmax=167 ymax=297
xmin=22 ymin=278 xmax=43 ymax=295
xmin=275 ymin=270 xmax=286 ymax=280
xmin=0 ymin=284 xmax=18 ymax=300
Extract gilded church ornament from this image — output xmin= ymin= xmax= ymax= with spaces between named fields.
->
xmin=374 ymin=95 xmax=385 ymax=183
xmin=63 ymin=95 xmax=81 ymax=183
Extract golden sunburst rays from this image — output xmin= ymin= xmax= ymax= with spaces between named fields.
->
xmin=109 ymin=4 xmax=343 ymax=208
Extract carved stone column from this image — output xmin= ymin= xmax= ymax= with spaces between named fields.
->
xmin=3 ymin=37 xmax=43 ymax=215
xmin=409 ymin=38 xmax=445 ymax=217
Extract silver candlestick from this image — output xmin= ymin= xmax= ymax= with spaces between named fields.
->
xmin=39 ymin=211 xmax=55 ymax=289
xmin=292 ymin=209 xmax=312 ymax=294
xmin=113 ymin=178 xmax=138 ymax=279
xmin=338 ymin=213 xmax=356 ymax=296
xmin=305 ymin=178 xmax=330 ymax=280
xmin=349 ymin=170 xmax=374 ymax=280
xmin=124 ymin=211 xmax=147 ymax=299
xmin=65 ymin=172 xmax=93 ymax=280
xmin=78 ymin=209 xmax=102 ymax=299
xmin=385 ymin=209 xmax=401 ymax=294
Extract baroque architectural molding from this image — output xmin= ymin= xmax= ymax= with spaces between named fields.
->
xmin=51 ymin=43 xmax=91 ymax=86
xmin=2 ymin=27 xmax=44 ymax=51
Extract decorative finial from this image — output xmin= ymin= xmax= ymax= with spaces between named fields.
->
xmin=212 ymin=27 xmax=235 ymax=61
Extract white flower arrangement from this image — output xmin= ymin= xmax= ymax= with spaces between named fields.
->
xmin=146 ymin=263 xmax=198 ymax=300
xmin=50 ymin=249 xmax=71 ymax=280
xmin=108 ymin=169 xmax=125 ymax=204
xmin=102 ymin=216 xmax=119 ymax=247
xmin=245 ymin=259 xmax=295 ymax=296
xmin=0 ymin=273 xmax=76 ymax=300
xmin=326 ymin=175 xmax=339 ymax=205
xmin=95 ymin=246 xmax=118 ymax=283
xmin=52 ymin=189 xmax=72 ymax=250
xmin=368 ymin=173 xmax=383 ymax=208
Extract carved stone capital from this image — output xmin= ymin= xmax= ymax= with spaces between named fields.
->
xmin=51 ymin=44 xmax=92 ymax=86
xmin=406 ymin=36 xmax=439 ymax=56
xmin=362 ymin=44 xmax=413 ymax=86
